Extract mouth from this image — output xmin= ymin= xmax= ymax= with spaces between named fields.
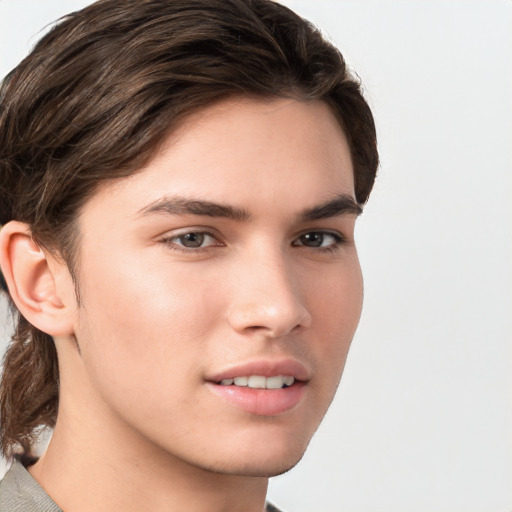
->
xmin=206 ymin=359 xmax=309 ymax=416
xmin=217 ymin=375 xmax=296 ymax=389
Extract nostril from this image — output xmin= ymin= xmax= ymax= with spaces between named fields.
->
xmin=245 ymin=325 xmax=268 ymax=333
xmin=227 ymin=306 xmax=310 ymax=339
xmin=226 ymin=276 xmax=311 ymax=337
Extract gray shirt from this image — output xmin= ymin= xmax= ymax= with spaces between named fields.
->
xmin=0 ymin=460 xmax=284 ymax=511
xmin=0 ymin=461 xmax=62 ymax=512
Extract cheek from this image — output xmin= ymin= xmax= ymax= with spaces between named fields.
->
xmin=309 ymin=259 xmax=363 ymax=378
xmin=311 ymin=256 xmax=363 ymax=331
xmin=74 ymin=255 xmax=223 ymax=394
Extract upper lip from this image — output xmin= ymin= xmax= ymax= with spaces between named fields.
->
xmin=206 ymin=358 xmax=310 ymax=383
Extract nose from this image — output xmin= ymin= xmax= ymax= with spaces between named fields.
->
xmin=227 ymin=250 xmax=312 ymax=339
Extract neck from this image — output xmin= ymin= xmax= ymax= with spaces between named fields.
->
xmin=29 ymin=336 xmax=269 ymax=512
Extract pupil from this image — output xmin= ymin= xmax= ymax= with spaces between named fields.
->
xmin=181 ymin=233 xmax=204 ymax=247
xmin=302 ymin=233 xmax=323 ymax=247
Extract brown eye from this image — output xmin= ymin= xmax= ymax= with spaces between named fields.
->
xmin=293 ymin=231 xmax=344 ymax=249
xmin=298 ymin=232 xmax=324 ymax=247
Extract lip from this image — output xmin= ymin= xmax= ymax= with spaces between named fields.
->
xmin=206 ymin=358 xmax=310 ymax=383
xmin=205 ymin=358 xmax=310 ymax=416
xmin=206 ymin=381 xmax=306 ymax=416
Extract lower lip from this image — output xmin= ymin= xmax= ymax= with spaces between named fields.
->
xmin=206 ymin=382 xmax=306 ymax=416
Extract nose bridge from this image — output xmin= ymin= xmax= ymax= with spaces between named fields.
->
xmin=227 ymin=242 xmax=311 ymax=337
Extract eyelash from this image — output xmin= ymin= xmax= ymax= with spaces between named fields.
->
xmin=291 ymin=231 xmax=346 ymax=253
xmin=161 ymin=230 xmax=221 ymax=253
xmin=160 ymin=230 xmax=346 ymax=254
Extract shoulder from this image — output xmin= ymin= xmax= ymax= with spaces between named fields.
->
xmin=0 ymin=460 xmax=62 ymax=512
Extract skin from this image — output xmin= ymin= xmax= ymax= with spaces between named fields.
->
xmin=4 ymin=97 xmax=364 ymax=512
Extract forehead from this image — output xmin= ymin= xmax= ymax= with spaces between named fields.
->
xmin=81 ymin=97 xmax=355 ymax=225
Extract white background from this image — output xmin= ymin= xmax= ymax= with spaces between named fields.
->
xmin=1 ymin=1 xmax=511 ymax=511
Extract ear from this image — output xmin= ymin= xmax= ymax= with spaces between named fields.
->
xmin=0 ymin=221 xmax=76 ymax=336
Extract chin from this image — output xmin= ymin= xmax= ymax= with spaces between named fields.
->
xmin=194 ymin=433 xmax=312 ymax=478
xmin=243 ymin=453 xmax=305 ymax=478
xmin=205 ymin=450 xmax=306 ymax=478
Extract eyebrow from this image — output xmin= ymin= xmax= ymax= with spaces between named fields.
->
xmin=138 ymin=197 xmax=250 ymax=221
xmin=300 ymin=194 xmax=362 ymax=221
xmin=138 ymin=193 xmax=361 ymax=221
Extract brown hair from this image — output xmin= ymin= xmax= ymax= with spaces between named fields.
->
xmin=0 ymin=0 xmax=378 ymax=458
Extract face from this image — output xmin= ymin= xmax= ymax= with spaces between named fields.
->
xmin=68 ymin=97 xmax=363 ymax=476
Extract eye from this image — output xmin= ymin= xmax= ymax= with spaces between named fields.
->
xmin=293 ymin=231 xmax=344 ymax=249
xmin=162 ymin=231 xmax=221 ymax=250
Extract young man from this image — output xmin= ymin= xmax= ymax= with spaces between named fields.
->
xmin=0 ymin=1 xmax=378 ymax=510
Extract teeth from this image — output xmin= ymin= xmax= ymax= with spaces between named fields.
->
xmin=234 ymin=376 xmax=248 ymax=386
xmin=248 ymin=375 xmax=266 ymax=388
xmin=219 ymin=375 xmax=295 ymax=389
xmin=266 ymin=375 xmax=286 ymax=389
xmin=284 ymin=376 xmax=294 ymax=387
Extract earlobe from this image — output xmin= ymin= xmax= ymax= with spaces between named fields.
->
xmin=0 ymin=221 xmax=75 ymax=336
